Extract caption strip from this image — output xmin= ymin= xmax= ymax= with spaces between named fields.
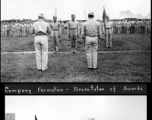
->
xmin=4 ymin=84 xmax=147 ymax=94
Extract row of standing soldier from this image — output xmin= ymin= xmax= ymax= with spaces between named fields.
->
xmin=1 ymin=19 xmax=151 ymax=38
xmin=112 ymin=20 xmax=151 ymax=34
xmin=31 ymin=13 xmax=111 ymax=71
xmin=2 ymin=18 xmax=151 ymax=37
xmin=1 ymin=21 xmax=33 ymax=37
xmin=2 ymin=13 xmax=151 ymax=71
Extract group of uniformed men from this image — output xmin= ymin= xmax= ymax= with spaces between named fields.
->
xmin=112 ymin=19 xmax=151 ymax=34
xmin=1 ymin=13 xmax=151 ymax=71
xmin=1 ymin=21 xmax=33 ymax=37
xmin=31 ymin=13 xmax=104 ymax=71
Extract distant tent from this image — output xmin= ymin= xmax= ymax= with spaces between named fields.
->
xmin=144 ymin=13 xmax=151 ymax=19
xmin=136 ymin=14 xmax=144 ymax=19
xmin=117 ymin=10 xmax=137 ymax=19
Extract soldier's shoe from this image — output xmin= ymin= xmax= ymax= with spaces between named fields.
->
xmin=87 ymin=67 xmax=93 ymax=70
xmin=72 ymin=50 xmax=75 ymax=53
xmin=56 ymin=47 xmax=59 ymax=52
xmin=52 ymin=49 xmax=56 ymax=53
xmin=73 ymin=49 xmax=77 ymax=53
xmin=92 ymin=68 xmax=97 ymax=70
xmin=37 ymin=69 xmax=42 ymax=71
xmin=42 ymin=67 xmax=48 ymax=71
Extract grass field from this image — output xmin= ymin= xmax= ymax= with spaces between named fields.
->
xmin=1 ymin=33 xmax=151 ymax=82
xmin=1 ymin=33 xmax=151 ymax=52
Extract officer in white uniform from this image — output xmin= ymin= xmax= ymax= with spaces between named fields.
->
xmin=82 ymin=12 xmax=101 ymax=69
xmin=31 ymin=13 xmax=51 ymax=71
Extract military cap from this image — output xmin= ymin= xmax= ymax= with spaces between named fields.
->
xmin=53 ymin=16 xmax=57 ymax=19
xmin=88 ymin=12 xmax=94 ymax=16
xmin=71 ymin=14 xmax=75 ymax=17
xmin=38 ymin=13 xmax=44 ymax=18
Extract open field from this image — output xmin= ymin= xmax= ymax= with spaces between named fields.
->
xmin=1 ymin=33 xmax=151 ymax=82
xmin=1 ymin=33 xmax=151 ymax=52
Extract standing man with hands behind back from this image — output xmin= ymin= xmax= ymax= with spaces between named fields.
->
xmin=31 ymin=13 xmax=51 ymax=71
xmin=82 ymin=12 xmax=101 ymax=70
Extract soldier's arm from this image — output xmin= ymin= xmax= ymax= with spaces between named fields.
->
xmin=97 ymin=24 xmax=101 ymax=39
xmin=82 ymin=23 xmax=86 ymax=39
xmin=49 ymin=23 xmax=52 ymax=29
xmin=58 ymin=23 xmax=61 ymax=35
xmin=47 ymin=24 xmax=51 ymax=35
xmin=67 ymin=22 xmax=69 ymax=34
xmin=103 ymin=25 xmax=105 ymax=34
xmin=31 ymin=24 xmax=35 ymax=34
xmin=111 ymin=23 xmax=113 ymax=33
xmin=77 ymin=22 xmax=79 ymax=35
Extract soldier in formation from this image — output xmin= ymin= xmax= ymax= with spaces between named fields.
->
xmin=67 ymin=14 xmax=79 ymax=53
xmin=111 ymin=19 xmax=151 ymax=35
xmin=50 ymin=16 xmax=61 ymax=52
xmin=104 ymin=16 xmax=113 ymax=48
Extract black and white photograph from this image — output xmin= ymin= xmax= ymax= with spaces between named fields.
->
xmin=5 ymin=96 xmax=147 ymax=120
xmin=1 ymin=0 xmax=151 ymax=82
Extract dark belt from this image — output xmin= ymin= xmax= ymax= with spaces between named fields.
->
xmin=106 ymin=28 xmax=112 ymax=29
xmin=86 ymin=35 xmax=97 ymax=37
xmin=35 ymin=34 xmax=47 ymax=36
xmin=35 ymin=31 xmax=47 ymax=36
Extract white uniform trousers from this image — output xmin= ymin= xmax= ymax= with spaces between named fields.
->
xmin=85 ymin=36 xmax=98 ymax=69
xmin=22 ymin=29 xmax=26 ymax=36
xmin=52 ymin=31 xmax=59 ymax=51
xmin=69 ymin=29 xmax=78 ymax=49
xmin=79 ymin=26 xmax=82 ymax=35
xmin=34 ymin=35 xmax=48 ymax=71
xmin=105 ymin=28 xmax=113 ymax=48
xmin=12 ymin=29 xmax=16 ymax=37
xmin=4 ymin=29 xmax=7 ymax=36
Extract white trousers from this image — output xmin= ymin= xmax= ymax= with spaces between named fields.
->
xmin=52 ymin=31 xmax=59 ymax=51
xmin=85 ymin=36 xmax=98 ymax=69
xmin=34 ymin=35 xmax=48 ymax=70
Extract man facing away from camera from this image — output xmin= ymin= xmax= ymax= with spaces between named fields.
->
xmin=31 ymin=13 xmax=51 ymax=71
xmin=82 ymin=12 xmax=101 ymax=70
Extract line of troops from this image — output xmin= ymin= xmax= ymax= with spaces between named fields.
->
xmin=1 ymin=19 xmax=151 ymax=38
xmin=112 ymin=19 xmax=151 ymax=34
xmin=1 ymin=14 xmax=151 ymax=71
xmin=1 ymin=21 xmax=33 ymax=37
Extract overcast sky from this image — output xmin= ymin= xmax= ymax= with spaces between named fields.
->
xmin=5 ymin=96 xmax=146 ymax=120
xmin=1 ymin=0 xmax=150 ymax=20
